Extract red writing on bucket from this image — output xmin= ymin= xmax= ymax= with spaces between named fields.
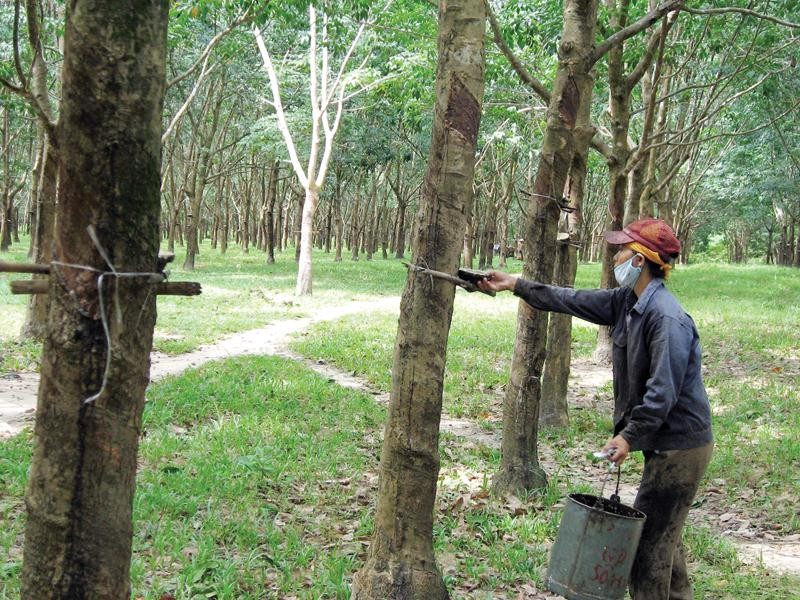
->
xmin=601 ymin=546 xmax=627 ymax=566
xmin=590 ymin=565 xmax=625 ymax=588
xmin=589 ymin=547 xmax=628 ymax=588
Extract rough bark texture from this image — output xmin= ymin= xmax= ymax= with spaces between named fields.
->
xmin=21 ymin=1 xmax=168 ymax=598
xmin=493 ymin=0 xmax=598 ymax=495
xmin=351 ymin=1 xmax=486 ymax=598
xmin=20 ymin=136 xmax=58 ymax=340
xmin=266 ymin=160 xmax=279 ymax=264
xmin=540 ymin=120 xmax=593 ymax=427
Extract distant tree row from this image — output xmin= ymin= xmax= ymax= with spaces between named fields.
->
xmin=2 ymin=0 xmax=798 ymax=295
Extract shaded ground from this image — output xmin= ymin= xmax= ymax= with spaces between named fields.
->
xmin=1 ymin=296 xmax=798 ymax=582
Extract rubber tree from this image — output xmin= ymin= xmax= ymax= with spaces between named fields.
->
xmin=253 ymin=4 xmax=377 ymax=295
xmin=21 ymin=0 xmax=169 ymax=597
xmin=594 ymin=0 xmax=681 ymax=363
xmin=491 ymin=0 xmax=600 ymax=494
xmin=351 ymin=0 xmax=486 ymax=596
xmin=487 ymin=0 xmax=682 ymax=466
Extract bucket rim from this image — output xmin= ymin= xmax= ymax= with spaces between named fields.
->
xmin=567 ymin=492 xmax=647 ymax=521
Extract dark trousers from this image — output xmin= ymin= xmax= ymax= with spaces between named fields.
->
xmin=630 ymin=442 xmax=714 ymax=600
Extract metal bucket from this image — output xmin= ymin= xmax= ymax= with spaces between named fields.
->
xmin=547 ymin=493 xmax=646 ymax=600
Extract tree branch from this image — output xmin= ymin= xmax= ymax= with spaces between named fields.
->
xmin=682 ymin=6 xmax=800 ymax=29
xmin=625 ymin=10 xmax=675 ymax=91
xmin=167 ymin=6 xmax=254 ymax=89
xmin=592 ymin=0 xmax=684 ymax=65
xmin=484 ymin=0 xmax=550 ymax=104
xmin=12 ymin=0 xmax=28 ymax=91
xmin=253 ymin=25 xmax=309 ymax=189
xmin=162 ymin=59 xmax=218 ymax=142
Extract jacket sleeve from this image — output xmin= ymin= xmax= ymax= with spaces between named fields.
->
xmin=620 ymin=314 xmax=692 ymax=443
xmin=512 ymin=279 xmax=622 ymax=327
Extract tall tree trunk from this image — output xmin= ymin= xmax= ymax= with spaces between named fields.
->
xmin=394 ymin=199 xmax=407 ymax=258
xmin=1 ymin=109 xmax=15 ymax=252
xmin=463 ymin=206 xmax=475 ymax=268
xmin=381 ymin=203 xmax=389 ymax=259
xmin=595 ymin=0 xmax=673 ymax=363
xmin=350 ymin=176 xmax=363 ymax=261
xmin=352 ymin=1 xmax=486 ymax=597
xmin=493 ymin=0 xmax=598 ymax=495
xmin=478 ymin=189 xmax=497 ymax=270
xmin=21 ymin=135 xmax=59 ymax=339
xmin=266 ymin=160 xmax=278 ymax=264
xmin=182 ymin=80 xmax=224 ymax=270
xmin=540 ymin=122 xmax=593 ymax=427
xmin=497 ymin=159 xmax=515 ymax=269
xmin=220 ymin=194 xmax=229 ymax=255
xmin=296 ymin=186 xmax=317 ymax=294
xmin=21 ymin=1 xmax=168 ymax=597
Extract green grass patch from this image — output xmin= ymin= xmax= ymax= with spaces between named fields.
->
xmin=2 ymin=245 xmax=800 ymax=597
xmin=292 ymin=290 xmax=598 ymax=421
xmin=2 ymin=353 xmax=799 ymax=598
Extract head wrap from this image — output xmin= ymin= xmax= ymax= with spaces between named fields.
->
xmin=627 ymin=241 xmax=673 ymax=278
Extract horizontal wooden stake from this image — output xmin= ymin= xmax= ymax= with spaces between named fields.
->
xmin=402 ymin=262 xmax=496 ymax=297
xmin=10 ymin=280 xmax=202 ymax=296
xmin=1 ymin=252 xmax=177 ymax=276
xmin=0 ymin=261 xmax=51 ymax=275
xmin=154 ymin=281 xmax=202 ymax=296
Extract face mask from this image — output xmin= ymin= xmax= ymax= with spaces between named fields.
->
xmin=614 ymin=255 xmax=643 ymax=288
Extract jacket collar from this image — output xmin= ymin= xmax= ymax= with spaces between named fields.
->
xmin=631 ymin=279 xmax=664 ymax=314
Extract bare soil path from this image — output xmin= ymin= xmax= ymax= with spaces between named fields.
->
xmin=2 ymin=295 xmax=798 ymax=578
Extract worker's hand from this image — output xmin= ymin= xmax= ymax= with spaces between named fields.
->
xmin=477 ymin=271 xmax=517 ymax=293
xmin=601 ymin=435 xmax=631 ymax=466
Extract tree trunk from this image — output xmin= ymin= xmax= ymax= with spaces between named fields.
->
xmin=493 ymin=0 xmax=598 ymax=496
xmin=21 ymin=135 xmax=59 ymax=340
xmin=182 ymin=80 xmax=224 ymax=270
xmin=463 ymin=207 xmax=475 ymax=268
xmin=478 ymin=190 xmax=497 ymax=270
xmin=220 ymin=194 xmax=229 ymax=254
xmin=296 ymin=186 xmax=317 ymax=294
xmin=394 ymin=199 xmax=407 ymax=258
xmin=540 ymin=125 xmax=592 ymax=427
xmin=266 ymin=160 xmax=278 ymax=264
xmin=352 ymin=1 xmax=486 ymax=597
xmin=351 ymin=176 xmax=363 ymax=261
xmin=21 ymin=1 xmax=168 ymax=598
xmin=381 ymin=203 xmax=389 ymax=259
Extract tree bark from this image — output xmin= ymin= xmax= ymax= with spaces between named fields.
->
xmin=296 ymin=185 xmax=318 ymax=294
xmin=266 ymin=160 xmax=279 ymax=264
xmin=21 ymin=1 xmax=168 ymax=598
xmin=351 ymin=1 xmax=486 ymax=597
xmin=493 ymin=0 xmax=598 ymax=496
xmin=540 ymin=121 xmax=593 ymax=427
xmin=20 ymin=135 xmax=58 ymax=340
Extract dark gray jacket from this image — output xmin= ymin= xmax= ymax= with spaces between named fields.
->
xmin=514 ymin=278 xmax=713 ymax=452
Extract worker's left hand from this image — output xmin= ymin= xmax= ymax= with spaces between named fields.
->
xmin=602 ymin=435 xmax=630 ymax=466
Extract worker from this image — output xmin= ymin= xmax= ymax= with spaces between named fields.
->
xmin=478 ymin=218 xmax=713 ymax=600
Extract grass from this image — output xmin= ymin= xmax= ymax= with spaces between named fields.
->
xmin=1 ymin=241 xmax=800 ymax=598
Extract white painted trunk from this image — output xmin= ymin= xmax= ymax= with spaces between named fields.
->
xmin=296 ymin=186 xmax=318 ymax=295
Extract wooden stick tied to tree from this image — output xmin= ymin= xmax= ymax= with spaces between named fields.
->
xmin=402 ymin=261 xmax=496 ymax=297
xmin=9 ymin=279 xmax=201 ymax=296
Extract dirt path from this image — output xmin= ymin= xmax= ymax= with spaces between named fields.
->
xmin=2 ymin=295 xmax=798 ymax=577
xmin=0 ymin=296 xmax=400 ymax=437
